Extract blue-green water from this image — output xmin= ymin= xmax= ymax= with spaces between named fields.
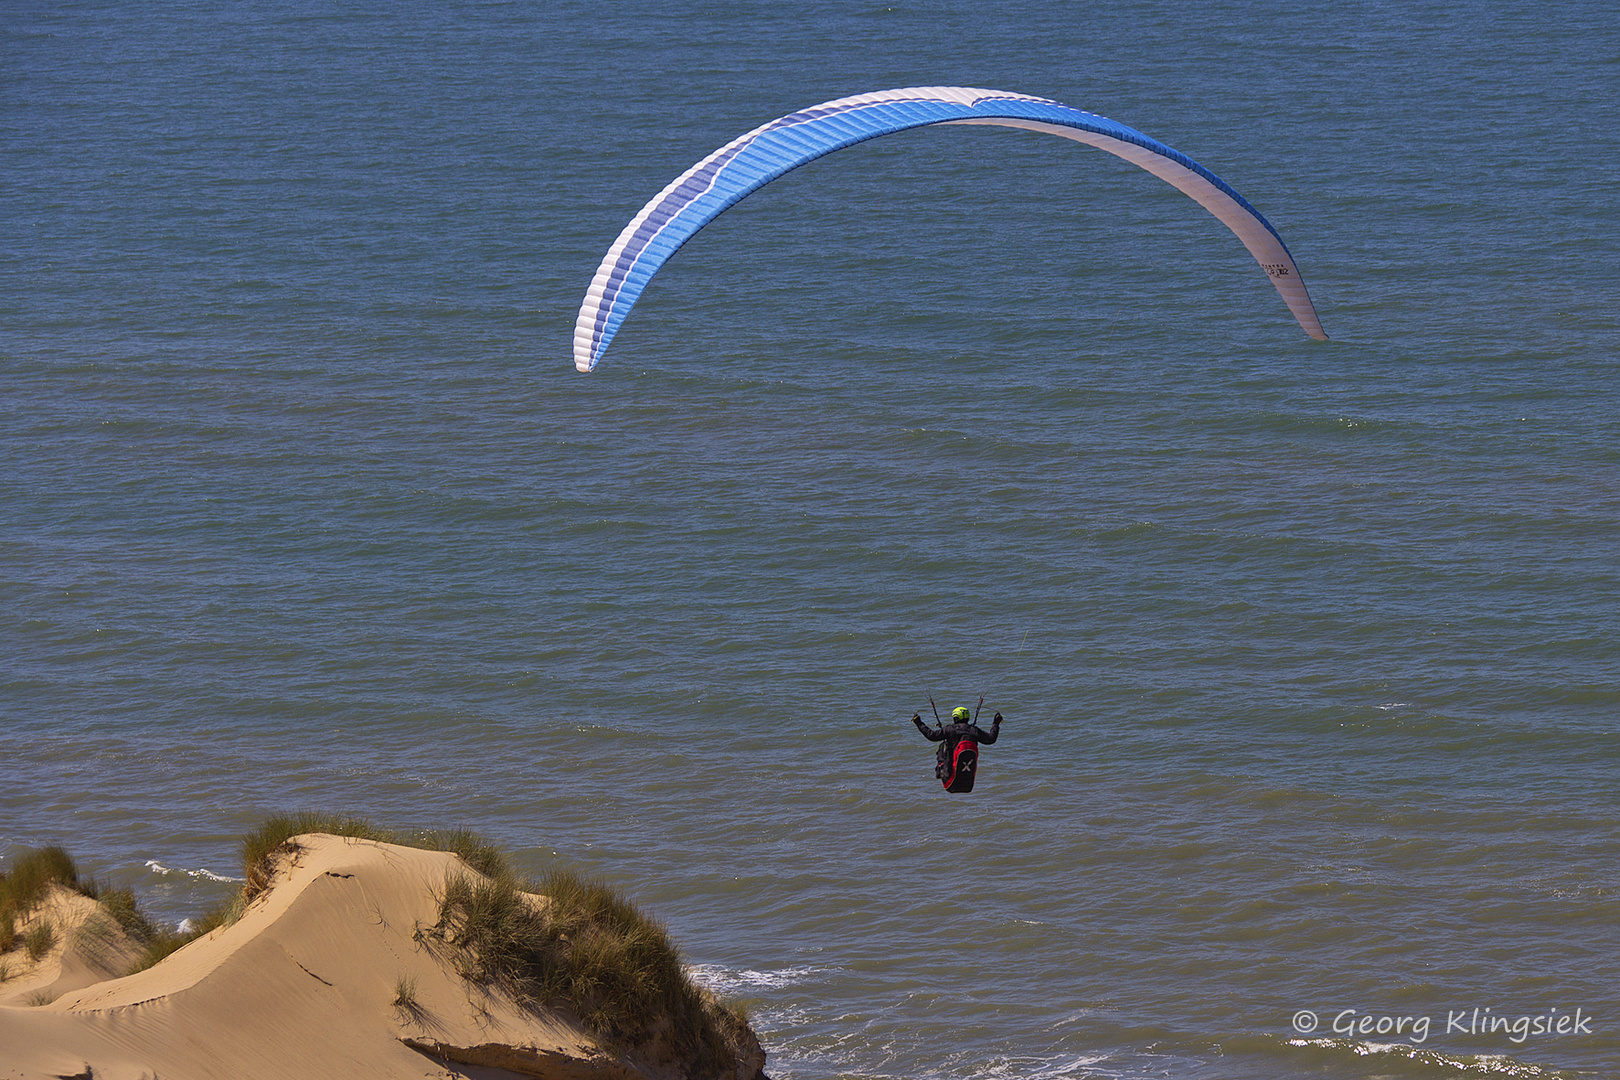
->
xmin=4 ymin=3 xmax=1618 ymax=1077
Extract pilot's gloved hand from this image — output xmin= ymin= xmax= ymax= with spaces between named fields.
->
xmin=993 ymin=712 xmax=1003 ymax=723
xmin=912 ymin=714 xmax=922 ymax=723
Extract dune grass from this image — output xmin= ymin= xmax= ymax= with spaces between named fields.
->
xmin=5 ymin=817 xmax=756 ymax=1077
xmin=98 ymin=885 xmax=161 ymax=943
xmin=242 ymin=813 xmax=389 ymax=895
xmin=128 ymin=813 xmax=509 ymax=973
xmin=432 ymin=868 xmax=750 ymax=1077
xmin=229 ymin=814 xmax=754 ymax=1071
xmin=242 ymin=813 xmax=507 ymax=897
xmin=1 ymin=846 xmax=81 ymax=923
xmin=4 ymin=817 xmax=506 ymax=967
xmin=23 ymin=921 xmax=56 ymax=961
xmin=127 ymin=901 xmax=239 ymax=974
xmin=126 ymin=813 xmax=387 ymax=971
xmin=4 ymin=821 xmax=493 ymax=974
xmin=0 ymin=846 xmax=98 ymax=959
xmin=392 ymin=973 xmax=427 ymax=1023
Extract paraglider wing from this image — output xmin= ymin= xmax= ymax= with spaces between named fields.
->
xmin=574 ymin=86 xmax=1326 ymax=373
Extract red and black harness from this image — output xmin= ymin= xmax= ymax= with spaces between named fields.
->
xmin=940 ymin=737 xmax=979 ymax=793
xmin=926 ymin=696 xmax=989 ymax=793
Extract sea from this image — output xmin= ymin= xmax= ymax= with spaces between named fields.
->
xmin=3 ymin=2 xmax=1617 ymax=1078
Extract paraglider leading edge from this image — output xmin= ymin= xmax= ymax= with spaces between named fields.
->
xmin=574 ymin=85 xmax=1328 ymax=373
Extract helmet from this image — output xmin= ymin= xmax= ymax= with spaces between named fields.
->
xmin=952 ymin=707 xmax=971 ymax=722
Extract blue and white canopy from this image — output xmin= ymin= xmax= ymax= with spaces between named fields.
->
xmin=575 ymin=86 xmax=1326 ymax=372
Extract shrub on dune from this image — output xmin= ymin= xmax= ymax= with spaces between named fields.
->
xmin=1 ymin=846 xmax=80 ymax=921
xmin=127 ymin=814 xmax=507 ymax=972
xmin=7 ymin=815 xmax=759 ymax=1079
xmin=23 ymin=921 xmax=56 ymax=961
xmin=241 ymin=813 xmax=509 ymax=896
xmin=422 ymin=826 xmax=507 ymax=880
xmin=128 ymin=902 xmax=236 ymax=974
xmin=98 ymin=886 xmax=161 ymax=944
xmin=432 ymin=868 xmax=749 ymax=1077
xmin=242 ymin=813 xmax=390 ymax=896
xmin=1 ymin=846 xmax=91 ymax=960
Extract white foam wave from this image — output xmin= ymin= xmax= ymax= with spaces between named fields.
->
xmin=1287 ymin=1037 xmax=1564 ymax=1077
xmin=145 ymin=859 xmax=243 ymax=883
xmin=686 ymin=963 xmax=820 ymax=994
xmin=975 ymin=1053 xmax=1112 ymax=1080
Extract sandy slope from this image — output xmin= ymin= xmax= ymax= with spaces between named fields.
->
xmin=0 ymin=887 xmax=144 ymax=1012
xmin=0 ymin=834 xmax=739 ymax=1080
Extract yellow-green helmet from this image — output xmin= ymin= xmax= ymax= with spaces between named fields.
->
xmin=952 ymin=706 xmax=971 ymax=722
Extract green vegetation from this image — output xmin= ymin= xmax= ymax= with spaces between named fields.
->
xmin=431 ymin=868 xmax=750 ymax=1077
xmin=23 ymin=921 xmax=56 ymax=961
xmin=1 ymin=846 xmax=81 ymax=924
xmin=7 ymin=817 xmax=510 ymax=972
xmin=0 ymin=846 xmax=96 ymax=961
xmin=98 ymin=886 xmax=161 ymax=944
xmin=2 ymin=816 xmax=756 ymax=1078
xmin=129 ymin=813 xmax=507 ymax=973
xmin=392 ymin=974 xmax=424 ymax=1021
xmin=242 ymin=813 xmax=506 ymax=897
xmin=127 ymin=903 xmax=236 ymax=974
xmin=236 ymin=813 xmax=754 ymax=1072
xmin=242 ymin=814 xmax=389 ymax=896
xmin=0 ymin=844 xmax=198 ymax=974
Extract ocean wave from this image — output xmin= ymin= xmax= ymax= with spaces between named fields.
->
xmin=1286 ymin=1036 xmax=1572 ymax=1077
xmin=973 ymin=1053 xmax=1113 ymax=1080
xmin=687 ymin=963 xmax=821 ymax=994
xmin=145 ymin=859 xmax=243 ymax=883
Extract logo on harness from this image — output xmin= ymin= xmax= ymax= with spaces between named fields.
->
xmin=942 ymin=739 xmax=979 ymax=793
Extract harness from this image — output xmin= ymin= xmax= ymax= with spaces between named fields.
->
xmin=941 ymin=734 xmax=980 ymax=793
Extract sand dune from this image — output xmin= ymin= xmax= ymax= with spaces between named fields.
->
xmin=0 ymin=885 xmax=144 ymax=1014
xmin=0 ymin=834 xmax=764 ymax=1080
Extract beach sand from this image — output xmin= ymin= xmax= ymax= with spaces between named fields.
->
xmin=0 ymin=834 xmax=760 ymax=1080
